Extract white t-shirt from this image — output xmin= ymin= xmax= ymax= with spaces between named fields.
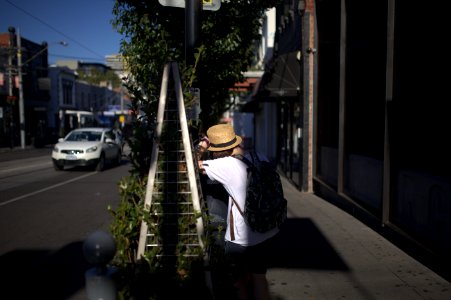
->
xmin=202 ymin=155 xmax=279 ymax=246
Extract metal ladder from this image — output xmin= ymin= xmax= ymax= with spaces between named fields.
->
xmin=137 ymin=62 xmax=206 ymax=270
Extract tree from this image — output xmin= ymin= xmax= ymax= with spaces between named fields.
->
xmin=77 ymin=68 xmax=122 ymax=88
xmin=108 ymin=1 xmax=281 ymax=297
xmin=112 ymin=0 xmax=280 ymax=133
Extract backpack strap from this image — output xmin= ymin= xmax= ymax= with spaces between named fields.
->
xmin=229 ymin=152 xmax=258 ymax=240
xmin=228 ymin=154 xmax=246 ymax=216
xmin=248 ymin=151 xmax=259 ymax=164
xmin=230 ymin=196 xmax=244 ymax=216
xmin=229 ymin=206 xmax=235 ymax=241
xmin=232 ymin=152 xmax=254 ymax=167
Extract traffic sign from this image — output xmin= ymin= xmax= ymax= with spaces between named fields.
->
xmin=159 ymin=0 xmax=221 ymax=11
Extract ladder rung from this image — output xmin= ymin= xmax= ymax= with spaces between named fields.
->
xmin=152 ymin=202 xmax=193 ymax=205
xmin=153 ymin=254 xmax=204 ymax=258
xmin=146 ymin=244 xmax=201 ymax=247
xmin=158 ymin=150 xmax=185 ymax=152
xmin=146 ymin=233 xmax=198 ymax=237
xmin=152 ymin=192 xmax=192 ymax=195
xmin=154 ymin=181 xmax=189 ymax=184
xmin=146 ymin=227 xmax=199 ymax=232
xmin=149 ymin=212 xmax=196 ymax=216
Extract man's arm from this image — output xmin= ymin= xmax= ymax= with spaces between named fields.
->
xmin=196 ymin=137 xmax=210 ymax=174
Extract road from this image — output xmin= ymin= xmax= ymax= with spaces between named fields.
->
xmin=0 ymin=150 xmax=131 ymax=299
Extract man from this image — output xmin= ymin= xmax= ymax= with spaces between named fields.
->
xmin=197 ymin=124 xmax=279 ymax=300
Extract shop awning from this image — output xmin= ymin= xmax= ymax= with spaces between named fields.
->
xmin=255 ymin=51 xmax=301 ymax=99
xmin=242 ymin=51 xmax=301 ymax=112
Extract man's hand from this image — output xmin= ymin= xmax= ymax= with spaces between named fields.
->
xmin=196 ymin=136 xmax=210 ymax=160
xmin=198 ymin=160 xmax=206 ymax=174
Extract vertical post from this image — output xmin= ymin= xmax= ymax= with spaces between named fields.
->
xmin=16 ymin=29 xmax=25 ymax=149
xmin=185 ymin=0 xmax=201 ymax=66
xmin=120 ymin=89 xmax=124 ymax=114
xmin=185 ymin=1 xmax=202 ymax=129
xmin=83 ymin=230 xmax=117 ymax=300
xmin=382 ymin=0 xmax=396 ymax=226
xmin=7 ymin=29 xmax=14 ymax=101
xmin=303 ymin=0 xmax=316 ymax=193
xmin=337 ymin=0 xmax=346 ymax=195
xmin=7 ymin=27 xmax=14 ymax=149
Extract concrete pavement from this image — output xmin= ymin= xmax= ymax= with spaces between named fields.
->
xmin=268 ymin=174 xmax=451 ymax=300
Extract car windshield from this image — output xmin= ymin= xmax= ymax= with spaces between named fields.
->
xmin=66 ymin=131 xmax=102 ymax=142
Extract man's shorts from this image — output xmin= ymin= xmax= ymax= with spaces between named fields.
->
xmin=224 ymin=236 xmax=275 ymax=280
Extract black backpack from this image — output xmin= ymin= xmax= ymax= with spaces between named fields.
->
xmin=232 ymin=152 xmax=287 ymax=233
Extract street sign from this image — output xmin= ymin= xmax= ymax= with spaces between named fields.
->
xmin=159 ymin=0 xmax=221 ymax=11
xmin=186 ymin=87 xmax=201 ymax=120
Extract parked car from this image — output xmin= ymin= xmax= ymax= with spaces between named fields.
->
xmin=52 ymin=127 xmax=122 ymax=171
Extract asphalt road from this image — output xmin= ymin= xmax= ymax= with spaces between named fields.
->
xmin=0 ymin=150 xmax=131 ymax=299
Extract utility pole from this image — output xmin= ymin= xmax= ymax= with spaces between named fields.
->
xmin=158 ymin=0 xmax=220 ymax=123
xmin=185 ymin=0 xmax=201 ymax=66
xmin=185 ymin=0 xmax=202 ymax=124
xmin=7 ymin=27 xmax=14 ymax=148
xmin=16 ymin=28 xmax=25 ymax=149
xmin=7 ymin=28 xmax=14 ymax=102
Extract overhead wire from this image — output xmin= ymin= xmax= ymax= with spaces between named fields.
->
xmin=49 ymin=53 xmax=106 ymax=63
xmin=4 ymin=0 xmax=106 ymax=60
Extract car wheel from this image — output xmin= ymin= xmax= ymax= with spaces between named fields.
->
xmin=96 ymin=154 xmax=105 ymax=172
xmin=53 ymin=162 xmax=64 ymax=171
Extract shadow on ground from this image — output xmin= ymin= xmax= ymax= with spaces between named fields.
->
xmin=269 ymin=218 xmax=349 ymax=271
xmin=0 ymin=241 xmax=88 ymax=299
xmin=0 ymin=218 xmax=350 ymax=300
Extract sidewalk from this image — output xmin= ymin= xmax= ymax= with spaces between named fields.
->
xmin=0 ymin=145 xmax=53 ymax=162
xmin=268 ymin=175 xmax=451 ymax=300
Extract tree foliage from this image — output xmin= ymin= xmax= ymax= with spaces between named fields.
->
xmin=108 ymin=2 xmax=281 ymax=296
xmin=112 ymin=0 xmax=280 ymax=132
xmin=77 ymin=68 xmax=122 ymax=88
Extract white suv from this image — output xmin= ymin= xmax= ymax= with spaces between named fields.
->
xmin=52 ymin=127 xmax=122 ymax=171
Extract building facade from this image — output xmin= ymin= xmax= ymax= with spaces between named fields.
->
xmin=0 ymin=29 xmax=51 ymax=147
xmin=245 ymin=0 xmax=451 ymax=278
xmin=0 ymin=28 xmax=126 ymax=147
xmin=49 ymin=65 xmax=125 ymax=138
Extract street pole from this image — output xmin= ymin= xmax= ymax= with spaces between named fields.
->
xmin=185 ymin=0 xmax=202 ymax=126
xmin=185 ymin=0 xmax=201 ymax=66
xmin=7 ymin=27 xmax=14 ymax=148
xmin=7 ymin=30 xmax=13 ymax=100
xmin=16 ymin=28 xmax=25 ymax=149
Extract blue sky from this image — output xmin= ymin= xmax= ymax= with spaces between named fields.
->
xmin=0 ymin=0 xmax=123 ymax=64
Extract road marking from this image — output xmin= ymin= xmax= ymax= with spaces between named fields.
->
xmin=0 ymin=161 xmax=52 ymax=175
xmin=0 ymin=172 xmax=97 ymax=207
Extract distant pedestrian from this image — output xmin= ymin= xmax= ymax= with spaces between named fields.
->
xmin=197 ymin=124 xmax=279 ymax=300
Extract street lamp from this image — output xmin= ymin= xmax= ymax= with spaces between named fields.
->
xmin=21 ymin=40 xmax=68 ymax=66
xmin=15 ymin=28 xmax=68 ymax=149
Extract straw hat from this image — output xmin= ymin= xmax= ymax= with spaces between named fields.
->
xmin=207 ymin=124 xmax=242 ymax=151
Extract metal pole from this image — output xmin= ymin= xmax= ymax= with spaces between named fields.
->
xmin=7 ymin=33 xmax=13 ymax=100
xmin=8 ymin=28 xmax=14 ymax=149
xmin=185 ymin=0 xmax=201 ymax=66
xmin=120 ymin=89 xmax=124 ymax=114
xmin=7 ymin=28 xmax=14 ymax=148
xmin=16 ymin=29 xmax=25 ymax=149
xmin=185 ymin=0 xmax=202 ymax=125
